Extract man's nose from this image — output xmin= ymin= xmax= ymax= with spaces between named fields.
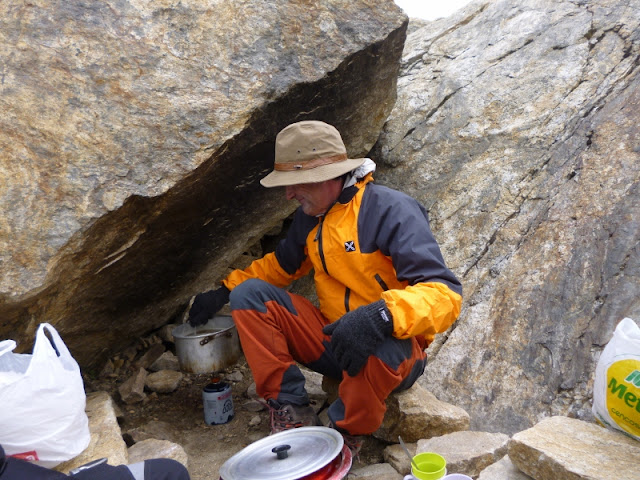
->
xmin=285 ymin=185 xmax=296 ymax=200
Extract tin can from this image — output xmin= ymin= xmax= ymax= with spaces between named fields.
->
xmin=203 ymin=378 xmax=234 ymax=425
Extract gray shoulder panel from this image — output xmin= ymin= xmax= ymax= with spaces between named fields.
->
xmin=358 ymin=184 xmax=462 ymax=294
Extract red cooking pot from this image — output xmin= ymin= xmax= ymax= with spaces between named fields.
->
xmin=219 ymin=426 xmax=353 ymax=480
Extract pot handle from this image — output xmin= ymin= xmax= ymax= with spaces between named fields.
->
xmin=200 ymin=331 xmax=234 ymax=346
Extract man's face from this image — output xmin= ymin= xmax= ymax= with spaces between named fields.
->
xmin=285 ymin=179 xmax=342 ymax=216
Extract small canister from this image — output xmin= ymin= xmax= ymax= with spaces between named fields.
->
xmin=202 ymin=377 xmax=234 ymax=425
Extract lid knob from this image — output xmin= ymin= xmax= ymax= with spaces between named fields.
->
xmin=272 ymin=444 xmax=291 ymax=460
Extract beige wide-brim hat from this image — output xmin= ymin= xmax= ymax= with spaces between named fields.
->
xmin=260 ymin=120 xmax=366 ymax=188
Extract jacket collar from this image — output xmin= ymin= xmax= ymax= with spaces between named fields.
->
xmin=337 ymin=172 xmax=374 ymax=204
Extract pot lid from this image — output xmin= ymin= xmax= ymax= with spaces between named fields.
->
xmin=219 ymin=426 xmax=344 ymax=480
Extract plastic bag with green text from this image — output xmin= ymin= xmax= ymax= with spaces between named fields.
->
xmin=592 ymin=317 xmax=640 ymax=441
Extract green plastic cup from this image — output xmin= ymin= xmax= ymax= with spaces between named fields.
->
xmin=411 ymin=452 xmax=447 ymax=480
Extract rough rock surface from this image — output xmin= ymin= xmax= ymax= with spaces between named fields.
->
xmin=508 ymin=416 xmax=640 ymax=480
xmin=373 ymin=0 xmax=640 ymax=434
xmin=145 ymin=370 xmax=183 ymax=393
xmin=416 ymin=430 xmax=510 ymax=478
xmin=119 ymin=367 xmax=148 ymax=404
xmin=127 ymin=439 xmax=188 ymax=469
xmin=349 ymin=462 xmax=403 ymax=479
xmin=478 ymin=455 xmax=533 ymax=480
xmin=0 ymin=0 xmax=407 ymax=369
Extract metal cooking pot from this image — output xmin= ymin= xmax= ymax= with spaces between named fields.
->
xmin=219 ymin=426 xmax=352 ymax=480
xmin=172 ymin=315 xmax=242 ymax=374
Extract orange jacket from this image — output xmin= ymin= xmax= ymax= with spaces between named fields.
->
xmin=224 ymin=174 xmax=462 ymax=345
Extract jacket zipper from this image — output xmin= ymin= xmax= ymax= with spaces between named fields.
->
xmin=315 ymin=217 xmax=351 ymax=313
xmin=344 ymin=288 xmax=351 ymax=313
xmin=315 ymin=217 xmax=329 ymax=274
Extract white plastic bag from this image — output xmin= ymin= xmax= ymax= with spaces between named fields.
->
xmin=0 ymin=323 xmax=90 ymax=467
xmin=592 ymin=317 xmax=640 ymax=441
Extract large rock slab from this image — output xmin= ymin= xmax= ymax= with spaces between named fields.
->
xmin=373 ymin=382 xmax=470 ymax=443
xmin=508 ymin=416 xmax=640 ymax=480
xmin=478 ymin=455 xmax=533 ymax=480
xmin=384 ymin=443 xmax=417 ymax=476
xmin=416 ymin=430 xmax=510 ymax=478
xmin=348 ymin=462 xmax=403 ymax=479
xmin=127 ymin=439 xmax=188 ymax=469
xmin=0 ymin=0 xmax=407 ymax=369
xmin=374 ymin=0 xmax=640 ymax=433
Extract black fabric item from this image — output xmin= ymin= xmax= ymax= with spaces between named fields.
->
xmin=144 ymin=458 xmax=190 ymax=480
xmin=72 ymin=464 xmax=134 ymax=480
xmin=188 ymin=286 xmax=230 ymax=326
xmin=323 ymin=300 xmax=394 ymax=377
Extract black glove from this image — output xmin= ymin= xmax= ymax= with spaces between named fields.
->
xmin=322 ymin=300 xmax=393 ymax=377
xmin=188 ymin=286 xmax=230 ymax=327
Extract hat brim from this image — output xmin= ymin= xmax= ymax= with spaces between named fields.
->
xmin=260 ymin=158 xmax=367 ymax=188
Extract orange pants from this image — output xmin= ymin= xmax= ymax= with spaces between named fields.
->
xmin=229 ymin=279 xmax=427 ymax=435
